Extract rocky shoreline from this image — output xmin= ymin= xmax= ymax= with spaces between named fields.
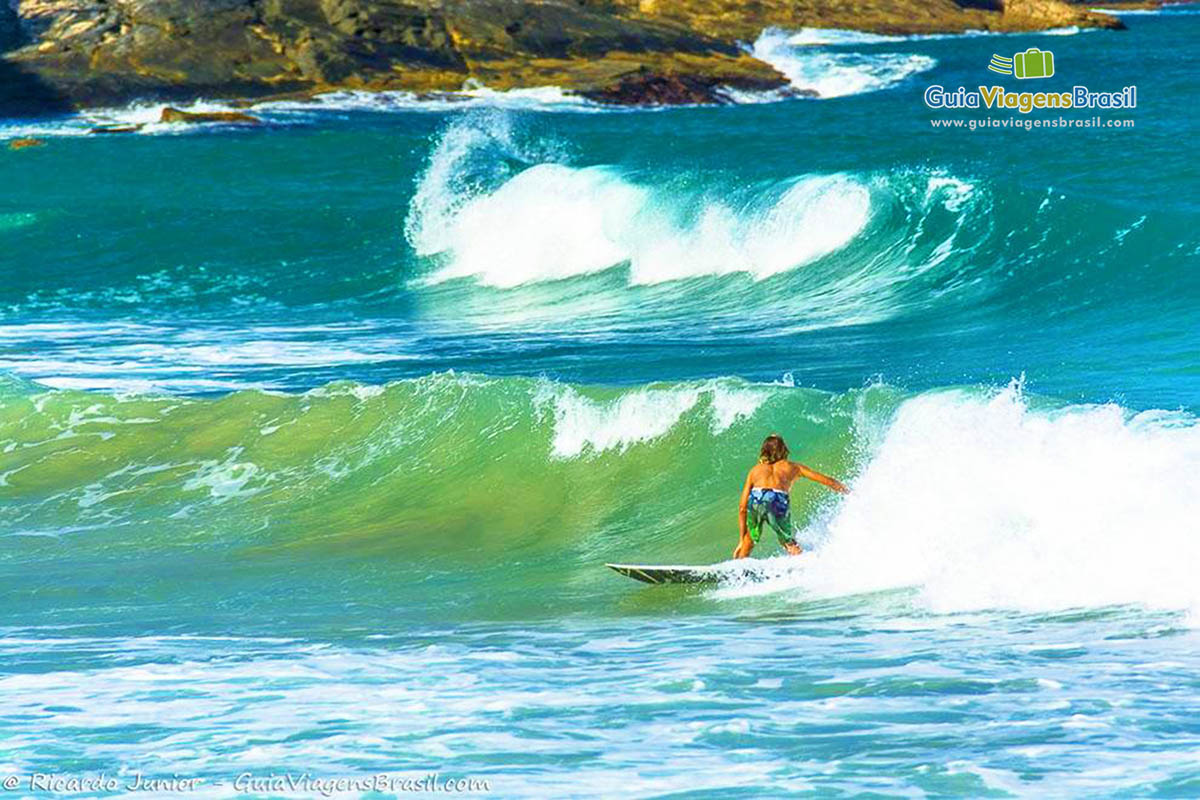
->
xmin=0 ymin=0 xmax=1129 ymax=114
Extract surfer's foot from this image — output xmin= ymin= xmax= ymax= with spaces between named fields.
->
xmin=784 ymin=543 xmax=803 ymax=556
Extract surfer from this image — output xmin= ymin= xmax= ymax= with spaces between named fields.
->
xmin=734 ymin=433 xmax=848 ymax=559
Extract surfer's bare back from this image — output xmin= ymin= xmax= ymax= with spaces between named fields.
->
xmin=735 ymin=434 xmax=848 ymax=559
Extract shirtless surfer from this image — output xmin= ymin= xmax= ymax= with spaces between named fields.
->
xmin=734 ymin=433 xmax=848 ymax=559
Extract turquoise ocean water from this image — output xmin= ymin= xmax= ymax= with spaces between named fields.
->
xmin=2 ymin=9 xmax=1200 ymax=797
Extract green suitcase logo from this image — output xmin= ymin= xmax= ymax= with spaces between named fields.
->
xmin=1014 ymin=48 xmax=1054 ymax=79
xmin=987 ymin=48 xmax=1055 ymax=79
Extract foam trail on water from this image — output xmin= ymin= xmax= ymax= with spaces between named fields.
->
xmin=768 ymin=26 xmax=1089 ymax=46
xmin=259 ymin=85 xmax=598 ymax=114
xmin=1090 ymin=6 xmax=1176 ymax=14
xmin=0 ymin=87 xmax=600 ymax=144
xmin=0 ymin=99 xmax=274 ymax=141
xmin=725 ymin=384 xmax=1200 ymax=620
xmin=779 ymin=28 xmax=911 ymax=45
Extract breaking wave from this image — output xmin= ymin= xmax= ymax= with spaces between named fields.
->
xmin=750 ymin=29 xmax=937 ymax=98
xmin=402 ymin=111 xmax=990 ymax=332
xmin=4 ymin=372 xmax=1200 ymax=622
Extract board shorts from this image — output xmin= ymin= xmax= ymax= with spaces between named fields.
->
xmin=747 ymin=488 xmax=797 ymax=547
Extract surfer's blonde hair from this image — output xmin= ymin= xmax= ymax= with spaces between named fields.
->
xmin=759 ymin=434 xmax=789 ymax=464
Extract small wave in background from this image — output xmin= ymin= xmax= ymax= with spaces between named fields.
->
xmin=399 ymin=111 xmax=996 ymax=334
xmin=405 ymin=112 xmax=874 ymax=287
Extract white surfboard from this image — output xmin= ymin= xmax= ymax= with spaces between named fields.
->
xmin=606 ymin=557 xmax=807 ymax=585
xmin=605 ymin=563 xmax=721 ymax=584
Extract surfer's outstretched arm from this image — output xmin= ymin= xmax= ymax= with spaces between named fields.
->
xmin=734 ymin=471 xmax=754 ymax=559
xmin=796 ymin=463 xmax=849 ymax=494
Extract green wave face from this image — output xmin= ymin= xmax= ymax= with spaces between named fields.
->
xmin=0 ymin=374 xmax=887 ymax=624
xmin=9 ymin=371 xmax=1200 ymax=632
xmin=0 ymin=374 xmax=876 ymax=552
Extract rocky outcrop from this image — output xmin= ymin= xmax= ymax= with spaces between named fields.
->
xmin=0 ymin=0 xmax=1124 ymax=113
xmin=580 ymin=68 xmax=815 ymax=105
xmin=159 ymin=107 xmax=261 ymax=124
xmin=609 ymin=0 xmax=1122 ymax=38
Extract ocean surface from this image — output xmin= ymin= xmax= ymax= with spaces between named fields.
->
xmin=2 ymin=8 xmax=1199 ymax=798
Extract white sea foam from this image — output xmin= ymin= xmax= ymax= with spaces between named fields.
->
xmin=751 ymin=29 xmax=937 ymax=98
xmin=625 ymin=174 xmax=873 ymax=285
xmin=30 ymin=376 xmax=275 ymax=394
xmin=182 ymin=449 xmax=264 ymax=503
xmin=709 ymin=386 xmax=772 ymax=433
xmin=405 ymin=111 xmax=567 ymax=264
xmin=259 ymin=85 xmax=597 ymax=115
xmin=0 ymin=99 xmax=271 ymax=141
xmin=0 ymin=322 xmax=170 ymax=341
xmin=749 ymin=24 xmax=1091 ymax=99
xmin=767 ymin=26 xmax=1089 ymax=46
xmin=422 ymin=169 xmax=871 ymax=287
xmin=776 ymin=28 xmax=912 ymax=46
xmin=101 ymin=341 xmax=417 ymax=367
xmin=407 ymin=116 xmax=873 ymax=287
xmin=422 ymin=163 xmax=647 ymax=287
xmin=738 ymin=384 xmax=1200 ymax=619
xmin=0 ymin=86 xmax=602 ymax=143
xmin=1090 ymin=7 xmax=1163 ymax=15
xmin=536 ymin=382 xmax=767 ymax=459
xmin=925 ymin=175 xmax=976 ymax=213
xmin=0 ymin=320 xmax=419 ymax=395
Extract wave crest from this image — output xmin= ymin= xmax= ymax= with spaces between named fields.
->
xmin=405 ymin=114 xmax=878 ymax=289
xmin=739 ymin=384 xmax=1200 ymax=620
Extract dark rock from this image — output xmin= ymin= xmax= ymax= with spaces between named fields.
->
xmin=583 ymin=72 xmax=743 ymax=105
xmin=159 ymin=107 xmax=262 ymax=124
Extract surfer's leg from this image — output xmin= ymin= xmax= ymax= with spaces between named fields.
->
xmin=736 ymin=503 xmax=765 ymax=558
xmin=769 ymin=512 xmax=802 ymax=556
xmin=733 ymin=532 xmax=754 ymax=559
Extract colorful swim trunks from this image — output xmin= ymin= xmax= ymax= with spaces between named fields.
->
xmin=747 ymin=488 xmax=797 ymax=547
